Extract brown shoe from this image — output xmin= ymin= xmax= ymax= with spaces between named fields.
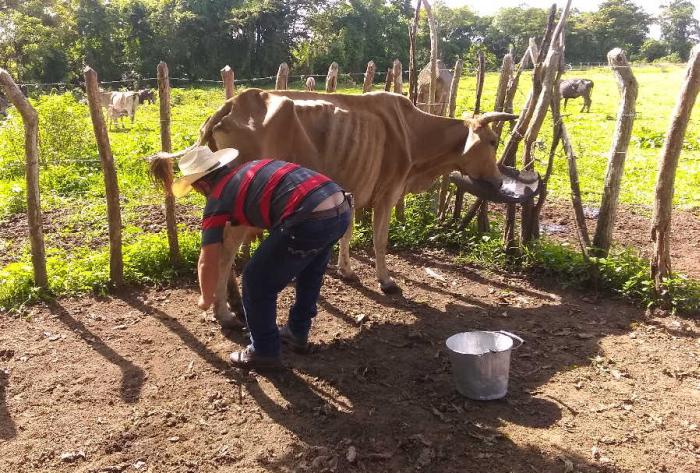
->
xmin=229 ymin=345 xmax=283 ymax=370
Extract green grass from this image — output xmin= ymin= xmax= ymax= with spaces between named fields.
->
xmin=454 ymin=64 xmax=700 ymax=210
xmin=0 ymin=65 xmax=698 ymax=312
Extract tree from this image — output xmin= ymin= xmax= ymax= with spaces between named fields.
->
xmin=640 ymin=39 xmax=669 ymax=62
xmin=585 ymin=0 xmax=652 ymax=60
xmin=658 ymin=0 xmax=700 ymax=61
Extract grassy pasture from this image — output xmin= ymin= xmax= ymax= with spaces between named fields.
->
xmin=0 ymin=65 xmax=698 ymax=310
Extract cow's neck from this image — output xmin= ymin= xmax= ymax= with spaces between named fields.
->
xmin=410 ymin=113 xmax=468 ymax=167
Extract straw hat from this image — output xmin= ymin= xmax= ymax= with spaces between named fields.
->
xmin=172 ymin=146 xmax=239 ymax=197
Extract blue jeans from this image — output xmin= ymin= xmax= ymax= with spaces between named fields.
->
xmin=241 ymin=210 xmax=351 ymax=357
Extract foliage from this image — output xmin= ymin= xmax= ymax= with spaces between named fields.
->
xmin=0 ymin=0 xmax=688 ymax=85
xmin=638 ymin=39 xmax=669 ymax=63
xmin=658 ymin=0 xmax=700 ymax=61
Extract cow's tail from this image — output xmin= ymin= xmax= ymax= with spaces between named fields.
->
xmin=147 ymin=96 xmax=235 ymax=190
xmin=147 ymin=145 xmax=197 ymax=190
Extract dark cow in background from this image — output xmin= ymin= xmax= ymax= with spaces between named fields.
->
xmin=138 ymin=88 xmax=155 ymax=105
xmin=560 ymin=78 xmax=594 ymax=113
xmin=0 ymin=93 xmax=8 ymax=118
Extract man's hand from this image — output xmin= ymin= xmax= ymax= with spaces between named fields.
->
xmin=197 ymin=294 xmax=213 ymax=311
xmin=198 ymin=242 xmax=222 ymax=312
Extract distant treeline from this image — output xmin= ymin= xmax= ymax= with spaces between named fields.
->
xmin=2 ymin=0 xmax=698 ymax=85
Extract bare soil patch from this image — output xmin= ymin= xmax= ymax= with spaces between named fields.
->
xmin=538 ymin=202 xmax=700 ymax=279
xmin=1 ymin=250 xmax=698 ymax=473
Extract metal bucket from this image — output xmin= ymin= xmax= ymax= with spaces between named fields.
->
xmin=446 ymin=331 xmax=524 ymax=400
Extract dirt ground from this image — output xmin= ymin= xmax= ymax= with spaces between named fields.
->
xmin=1 ymin=249 xmax=699 ymax=473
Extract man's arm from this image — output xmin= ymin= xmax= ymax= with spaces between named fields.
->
xmin=198 ymin=242 xmax=222 ymax=310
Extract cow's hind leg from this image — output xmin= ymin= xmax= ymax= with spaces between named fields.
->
xmin=583 ymin=95 xmax=591 ymax=113
xmin=337 ymin=208 xmax=359 ymax=281
xmin=372 ymin=199 xmax=401 ymax=294
xmin=212 ymin=225 xmax=247 ymax=329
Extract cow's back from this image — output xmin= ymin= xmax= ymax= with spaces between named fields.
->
xmin=205 ymin=89 xmax=415 ymax=208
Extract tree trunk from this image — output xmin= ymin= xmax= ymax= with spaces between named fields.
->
xmin=158 ymin=62 xmax=180 ymax=267
xmin=0 ymin=69 xmax=47 ymax=289
xmin=592 ymin=48 xmax=638 ymax=256
xmin=84 ymin=66 xmax=123 ymax=286
xmin=651 ymin=44 xmax=700 ymax=297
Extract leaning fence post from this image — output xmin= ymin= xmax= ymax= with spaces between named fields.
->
xmin=221 ymin=65 xmax=235 ymax=99
xmin=325 ymin=62 xmax=338 ymax=93
xmin=157 ymin=61 xmax=180 ymax=267
xmin=276 ymin=63 xmax=289 ymax=90
xmin=84 ymin=66 xmax=123 ymax=285
xmin=438 ymin=59 xmax=464 ymax=219
xmin=384 ymin=67 xmax=394 ymax=92
xmin=651 ymin=44 xmax=700 ymax=297
xmin=0 ymin=69 xmax=47 ymax=289
xmin=423 ymin=0 xmax=438 ymax=114
xmin=592 ymin=48 xmax=638 ymax=256
xmin=363 ymin=61 xmax=376 ymax=93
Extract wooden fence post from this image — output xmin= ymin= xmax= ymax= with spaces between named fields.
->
xmin=438 ymin=59 xmax=464 ymax=219
xmin=408 ymin=0 xmax=422 ymax=105
xmin=592 ymin=48 xmax=638 ymax=256
xmin=84 ymin=66 xmax=123 ymax=285
xmin=392 ymin=59 xmax=403 ymax=95
xmin=325 ymin=62 xmax=338 ymax=93
xmin=276 ymin=63 xmax=289 ymax=90
xmin=423 ymin=0 xmax=438 ymax=115
xmin=363 ymin=61 xmax=376 ymax=93
xmin=221 ymin=65 xmax=235 ymax=99
xmin=651 ymin=44 xmax=700 ymax=296
xmin=157 ymin=61 xmax=180 ymax=267
xmin=474 ymin=51 xmax=485 ymax=116
xmin=384 ymin=67 xmax=394 ymax=92
xmin=493 ymin=52 xmax=515 ymax=140
xmin=0 ymin=69 xmax=47 ymax=289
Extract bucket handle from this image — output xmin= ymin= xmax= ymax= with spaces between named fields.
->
xmin=497 ymin=330 xmax=524 ymax=350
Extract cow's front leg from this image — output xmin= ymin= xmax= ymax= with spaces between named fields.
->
xmin=337 ymin=208 xmax=359 ymax=281
xmin=372 ymin=201 xmax=400 ymax=294
xmin=212 ymin=225 xmax=246 ymax=329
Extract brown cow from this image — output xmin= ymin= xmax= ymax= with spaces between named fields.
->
xmin=150 ymin=89 xmax=525 ymax=325
xmin=416 ymin=59 xmax=453 ymax=116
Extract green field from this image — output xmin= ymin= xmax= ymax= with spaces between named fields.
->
xmin=0 ymin=65 xmax=698 ymax=309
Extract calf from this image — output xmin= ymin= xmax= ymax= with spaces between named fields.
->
xmin=138 ymin=88 xmax=155 ymax=105
xmin=560 ymin=78 xmax=594 ymax=113
xmin=305 ymin=76 xmax=316 ymax=91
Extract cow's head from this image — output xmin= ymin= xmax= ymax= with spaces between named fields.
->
xmin=458 ymin=112 xmax=516 ymax=187
xmin=456 ymin=112 xmax=541 ymax=203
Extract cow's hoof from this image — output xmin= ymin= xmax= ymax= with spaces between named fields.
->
xmin=380 ymin=280 xmax=402 ymax=294
xmin=338 ymin=268 xmax=360 ymax=282
xmin=215 ymin=310 xmax=245 ymax=330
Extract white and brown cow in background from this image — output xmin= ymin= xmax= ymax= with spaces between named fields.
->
xmin=107 ymin=91 xmax=140 ymax=129
xmin=150 ymin=89 xmax=519 ymax=326
xmin=416 ymin=59 xmax=453 ymax=116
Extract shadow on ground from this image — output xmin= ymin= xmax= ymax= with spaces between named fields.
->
xmin=114 ymin=250 xmax=636 ymax=472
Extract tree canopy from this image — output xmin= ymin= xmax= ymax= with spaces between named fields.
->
xmin=0 ymin=0 xmax=696 ymax=85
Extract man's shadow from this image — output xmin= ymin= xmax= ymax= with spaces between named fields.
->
xmin=51 ymin=302 xmax=145 ymax=403
xmin=0 ymin=369 xmax=16 ymax=440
